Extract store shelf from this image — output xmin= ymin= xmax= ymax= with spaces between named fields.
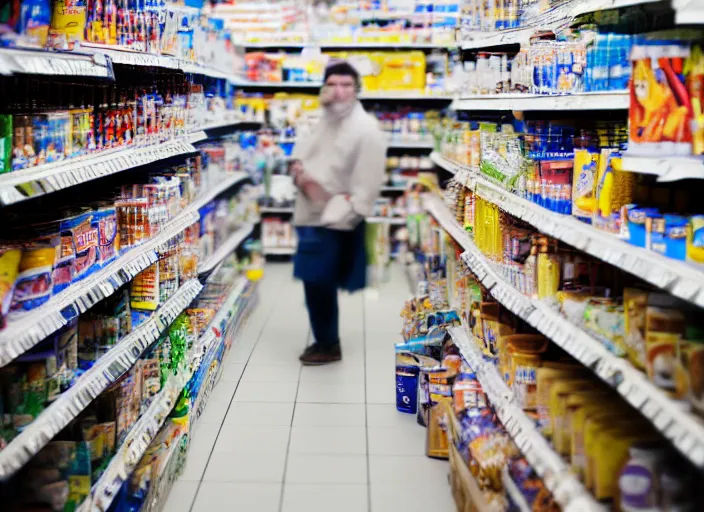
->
xmin=260 ymin=206 xmax=295 ymax=214
xmin=0 ymin=172 xmax=249 ymax=368
xmin=430 ymin=151 xmax=704 ymax=309
xmin=198 ymin=224 xmax=255 ymax=275
xmin=621 ymin=154 xmax=704 ymax=181
xmin=446 ymin=324 xmax=600 ymax=510
xmin=189 ymin=278 xmax=248 ymax=375
xmin=0 ymin=279 xmax=203 ymax=480
xmin=241 ymin=42 xmax=454 ymax=50
xmin=459 ymin=0 xmax=661 ymax=49
xmin=367 ymin=216 xmax=406 ymax=225
xmin=0 ymin=138 xmax=197 ymax=205
xmin=234 ymin=78 xmax=323 ymax=88
xmin=382 ymin=185 xmax=408 ymax=192
xmin=0 ymin=47 xmax=114 ymax=77
xmin=360 ymin=92 xmax=454 ymax=100
xmin=263 ymin=247 xmax=296 ymax=255
xmin=387 ymin=138 xmax=436 ymax=149
xmin=425 ymin=193 xmax=704 ymax=470
xmin=451 ymin=91 xmax=629 ymax=111
xmin=78 ymin=365 xmax=190 ymax=512
xmin=674 ymin=0 xmax=704 ymax=24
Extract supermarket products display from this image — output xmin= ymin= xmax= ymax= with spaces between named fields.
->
xmin=240 ymin=49 xmax=454 ymax=94
xmin=386 ymin=154 xmax=434 ymax=187
xmin=4 ymin=0 xmax=236 ymax=73
xmin=218 ymin=1 xmax=459 ymax=46
xmin=396 ymin=212 xmax=703 ymax=509
xmin=371 ymin=105 xmax=444 ymax=144
xmin=458 ymin=34 xmax=637 ymax=97
xmin=100 ymin=254 xmax=260 ymax=512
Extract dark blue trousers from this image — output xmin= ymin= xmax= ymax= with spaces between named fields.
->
xmin=294 ymin=222 xmax=367 ymax=347
xmin=303 ymin=281 xmax=339 ymax=347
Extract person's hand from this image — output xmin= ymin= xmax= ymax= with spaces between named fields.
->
xmin=320 ymin=85 xmax=335 ymax=106
xmin=290 ymin=159 xmax=306 ymax=187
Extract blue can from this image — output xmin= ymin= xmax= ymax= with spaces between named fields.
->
xmin=396 ymin=364 xmax=420 ymax=414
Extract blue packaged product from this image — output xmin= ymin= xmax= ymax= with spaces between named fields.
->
xmin=664 ymin=214 xmax=688 ymax=261
xmin=32 ymin=115 xmax=49 ymax=166
xmin=396 ymin=364 xmax=420 ymax=414
xmin=94 ymin=207 xmax=118 ymax=267
xmin=627 ymin=206 xmax=659 ymax=248
xmin=18 ymin=0 xmax=51 ymax=47
xmin=63 ymin=213 xmax=99 ymax=282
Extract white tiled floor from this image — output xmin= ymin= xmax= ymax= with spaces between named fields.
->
xmin=164 ymin=263 xmax=454 ymax=512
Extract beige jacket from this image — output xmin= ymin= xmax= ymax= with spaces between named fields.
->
xmin=292 ymin=102 xmax=387 ymax=230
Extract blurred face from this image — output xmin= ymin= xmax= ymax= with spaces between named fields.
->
xmin=323 ymin=74 xmax=357 ymax=105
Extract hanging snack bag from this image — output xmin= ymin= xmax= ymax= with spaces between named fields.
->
xmin=629 ymin=42 xmax=693 ymax=156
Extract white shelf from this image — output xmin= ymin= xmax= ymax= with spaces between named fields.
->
xmin=459 ymin=0 xmax=661 ymax=49
xmin=360 ymin=92 xmax=454 ymax=100
xmin=0 ymin=279 xmax=203 ymax=480
xmin=673 ymin=0 xmax=704 ymax=24
xmin=0 ymin=172 xmax=249 ymax=368
xmin=234 ymin=78 xmax=323 ymax=88
xmin=198 ymin=224 xmax=255 ymax=275
xmin=431 ymin=152 xmax=704 ymax=309
xmin=260 ymin=206 xmax=295 ymax=214
xmin=451 ymin=91 xmax=629 ymax=111
xmin=263 ymin=246 xmax=296 ymax=255
xmin=387 ymin=138 xmax=436 ymax=149
xmin=446 ymin=324 xmax=601 ymax=511
xmin=382 ymin=185 xmax=408 ymax=192
xmin=0 ymin=47 xmax=114 ymax=77
xmin=0 ymin=138 xmax=197 ymax=205
xmin=367 ymin=216 xmax=406 ymax=225
xmin=241 ymin=42 xmax=453 ymax=49
xmin=621 ymin=154 xmax=704 ymax=181
xmin=425 ymin=194 xmax=704 ymax=470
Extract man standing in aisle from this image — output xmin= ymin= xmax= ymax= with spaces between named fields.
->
xmin=290 ymin=60 xmax=387 ymax=365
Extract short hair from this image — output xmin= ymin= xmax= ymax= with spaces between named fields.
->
xmin=323 ymin=60 xmax=361 ymax=89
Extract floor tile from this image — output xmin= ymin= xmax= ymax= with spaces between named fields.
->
xmin=370 ymin=483 xmax=454 ymax=512
xmin=191 ymin=482 xmax=281 ymax=512
xmin=233 ymin=381 xmax=298 ymax=402
xmin=195 ymin=396 xmax=231 ymax=425
xmin=188 ymin=421 xmax=221 ymax=452
xmin=299 ymin=363 xmax=365 ymax=385
xmin=289 ymin=426 xmax=366 ymax=455
xmin=285 ymin=454 xmax=368 ymax=485
xmin=282 ymin=484 xmax=369 ymax=512
xmin=225 ymin=402 xmax=295 ymax=426
xmin=296 ymin=382 xmax=365 ymax=404
xmin=178 ymin=448 xmax=211 ymax=482
xmin=213 ymin=424 xmax=291 ymax=453
xmin=162 ymin=481 xmax=198 ymax=512
xmin=369 ymin=455 xmax=449 ymax=486
xmin=207 ymin=378 xmax=238 ymax=404
xmin=203 ymin=450 xmax=287 ymax=483
xmin=292 ymin=403 xmax=365 ymax=427
xmin=241 ymin=364 xmax=301 ymax=383
xmin=367 ymin=404 xmax=418 ymax=428
xmin=367 ymin=426 xmax=426 ymax=456
xmin=228 ymin=342 xmax=256 ymax=364
xmin=219 ymin=363 xmax=245 ymax=382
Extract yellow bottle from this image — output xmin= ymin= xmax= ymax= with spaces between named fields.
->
xmin=537 ymin=237 xmax=559 ymax=299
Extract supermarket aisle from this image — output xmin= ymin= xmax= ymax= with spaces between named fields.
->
xmin=164 ymin=263 xmax=454 ymax=512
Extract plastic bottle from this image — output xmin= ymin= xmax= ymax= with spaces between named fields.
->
xmin=619 ymin=442 xmax=668 ymax=511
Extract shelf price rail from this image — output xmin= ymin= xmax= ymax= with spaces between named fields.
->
xmin=424 ymin=193 xmax=704 ymax=470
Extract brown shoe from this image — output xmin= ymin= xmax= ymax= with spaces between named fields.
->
xmin=299 ymin=344 xmax=342 ymax=365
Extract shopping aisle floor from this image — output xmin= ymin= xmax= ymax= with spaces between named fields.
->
xmin=164 ymin=263 xmax=454 ymax=512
